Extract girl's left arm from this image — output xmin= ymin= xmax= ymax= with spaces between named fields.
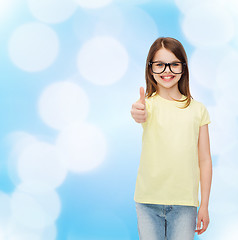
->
xmin=196 ymin=124 xmax=212 ymax=235
xmin=198 ymin=124 xmax=212 ymax=208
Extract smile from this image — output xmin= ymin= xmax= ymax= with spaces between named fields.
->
xmin=161 ymin=76 xmax=175 ymax=81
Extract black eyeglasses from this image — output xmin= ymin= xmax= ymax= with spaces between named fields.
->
xmin=149 ymin=61 xmax=186 ymax=74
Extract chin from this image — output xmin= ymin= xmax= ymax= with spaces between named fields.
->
xmin=158 ymin=81 xmax=179 ymax=89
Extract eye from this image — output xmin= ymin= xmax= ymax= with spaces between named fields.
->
xmin=156 ymin=63 xmax=164 ymax=67
xmin=172 ymin=63 xmax=179 ymax=66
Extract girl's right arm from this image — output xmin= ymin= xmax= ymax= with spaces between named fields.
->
xmin=130 ymin=87 xmax=148 ymax=123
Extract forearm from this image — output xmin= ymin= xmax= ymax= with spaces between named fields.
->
xmin=199 ymin=159 xmax=212 ymax=208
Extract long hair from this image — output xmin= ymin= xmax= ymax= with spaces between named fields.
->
xmin=145 ymin=37 xmax=193 ymax=108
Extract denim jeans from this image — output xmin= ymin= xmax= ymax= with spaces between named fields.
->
xmin=135 ymin=202 xmax=197 ymax=240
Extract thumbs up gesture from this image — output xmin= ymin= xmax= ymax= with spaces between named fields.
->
xmin=130 ymin=87 xmax=148 ymax=123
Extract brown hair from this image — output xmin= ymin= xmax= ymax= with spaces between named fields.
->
xmin=145 ymin=37 xmax=193 ymax=108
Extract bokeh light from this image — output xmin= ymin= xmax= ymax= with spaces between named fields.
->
xmin=8 ymin=22 xmax=59 ymax=72
xmin=189 ymin=45 xmax=232 ymax=89
xmin=73 ymin=0 xmax=113 ymax=9
xmin=38 ymin=81 xmax=89 ymax=130
xmin=27 ymin=0 xmax=78 ymax=24
xmin=0 ymin=192 xmax=11 ymax=227
xmin=1 ymin=0 xmax=238 ymax=239
xmin=182 ymin=3 xmax=234 ymax=47
xmin=11 ymin=189 xmax=61 ymax=229
xmin=17 ymin=141 xmax=67 ymax=191
xmin=56 ymin=122 xmax=107 ymax=172
xmin=77 ymin=36 xmax=129 ymax=85
xmin=0 ymin=0 xmax=13 ymax=21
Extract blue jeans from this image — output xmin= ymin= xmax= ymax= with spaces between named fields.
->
xmin=135 ymin=202 xmax=197 ymax=240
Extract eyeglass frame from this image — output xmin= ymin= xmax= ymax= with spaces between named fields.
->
xmin=148 ymin=61 xmax=186 ymax=74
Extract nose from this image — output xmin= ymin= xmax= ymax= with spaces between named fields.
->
xmin=164 ymin=64 xmax=171 ymax=73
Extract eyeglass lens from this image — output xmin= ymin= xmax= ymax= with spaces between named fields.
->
xmin=151 ymin=62 xmax=183 ymax=74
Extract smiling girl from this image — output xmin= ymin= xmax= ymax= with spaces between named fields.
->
xmin=130 ymin=37 xmax=212 ymax=240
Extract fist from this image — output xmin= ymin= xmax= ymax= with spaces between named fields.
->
xmin=130 ymin=87 xmax=148 ymax=123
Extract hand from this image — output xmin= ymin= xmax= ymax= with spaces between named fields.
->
xmin=195 ymin=205 xmax=210 ymax=235
xmin=130 ymin=87 xmax=148 ymax=123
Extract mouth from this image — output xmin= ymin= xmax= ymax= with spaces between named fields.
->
xmin=160 ymin=75 xmax=175 ymax=82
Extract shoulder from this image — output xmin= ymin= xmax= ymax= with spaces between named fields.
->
xmin=191 ymin=98 xmax=211 ymax=126
xmin=190 ymin=98 xmax=207 ymax=111
xmin=145 ymin=91 xmax=157 ymax=102
xmin=144 ymin=92 xmax=157 ymax=113
xmin=145 ymin=92 xmax=156 ymax=104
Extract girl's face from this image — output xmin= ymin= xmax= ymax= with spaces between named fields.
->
xmin=150 ymin=47 xmax=183 ymax=90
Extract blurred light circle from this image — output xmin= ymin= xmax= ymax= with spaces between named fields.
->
xmin=77 ymin=36 xmax=129 ymax=85
xmin=6 ymin=220 xmax=41 ymax=240
xmin=6 ymin=132 xmax=38 ymax=186
xmin=7 ymin=218 xmax=57 ymax=240
xmin=114 ymin=0 xmax=151 ymax=4
xmin=216 ymin=146 xmax=238 ymax=188
xmin=6 ymin=131 xmax=38 ymax=153
xmin=219 ymin=219 xmax=238 ymax=240
xmin=190 ymin=45 xmax=232 ymax=89
xmin=8 ymin=22 xmax=59 ymax=72
xmin=38 ymin=81 xmax=89 ymax=130
xmin=206 ymin=167 xmax=238 ymax=240
xmin=11 ymin=189 xmax=61 ymax=229
xmin=17 ymin=182 xmax=55 ymax=194
xmin=207 ymin=103 xmax=237 ymax=156
xmin=181 ymin=4 xmax=234 ymax=47
xmin=41 ymin=224 xmax=57 ymax=240
xmin=56 ymin=122 xmax=107 ymax=172
xmin=175 ymin=0 xmax=224 ymax=14
xmin=224 ymin=0 xmax=238 ymax=16
xmin=17 ymin=141 xmax=67 ymax=190
xmin=27 ymin=0 xmax=78 ymax=24
xmin=7 ymin=233 xmax=41 ymax=240
xmin=73 ymin=0 xmax=112 ymax=9
xmin=0 ymin=192 xmax=11 ymax=227
xmin=216 ymin=49 xmax=238 ymax=98
xmin=0 ymin=0 xmax=13 ymax=21
xmin=73 ymin=5 xmax=124 ymax=42
xmin=118 ymin=6 xmax=158 ymax=61
xmin=0 ymin=228 xmax=6 ymax=240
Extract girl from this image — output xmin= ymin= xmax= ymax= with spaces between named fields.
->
xmin=130 ymin=37 xmax=212 ymax=240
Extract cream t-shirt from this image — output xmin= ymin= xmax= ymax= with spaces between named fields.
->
xmin=134 ymin=92 xmax=211 ymax=207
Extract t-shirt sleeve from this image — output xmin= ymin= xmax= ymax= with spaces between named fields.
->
xmin=200 ymin=103 xmax=211 ymax=127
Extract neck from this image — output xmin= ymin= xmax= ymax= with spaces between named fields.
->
xmin=156 ymin=87 xmax=182 ymax=101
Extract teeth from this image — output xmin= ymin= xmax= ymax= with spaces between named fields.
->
xmin=162 ymin=76 xmax=174 ymax=79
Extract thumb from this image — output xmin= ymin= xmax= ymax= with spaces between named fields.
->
xmin=139 ymin=87 xmax=146 ymax=106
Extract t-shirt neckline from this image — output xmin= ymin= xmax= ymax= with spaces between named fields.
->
xmin=154 ymin=93 xmax=185 ymax=103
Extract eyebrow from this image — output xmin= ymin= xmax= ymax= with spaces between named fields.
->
xmin=153 ymin=60 xmax=180 ymax=63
